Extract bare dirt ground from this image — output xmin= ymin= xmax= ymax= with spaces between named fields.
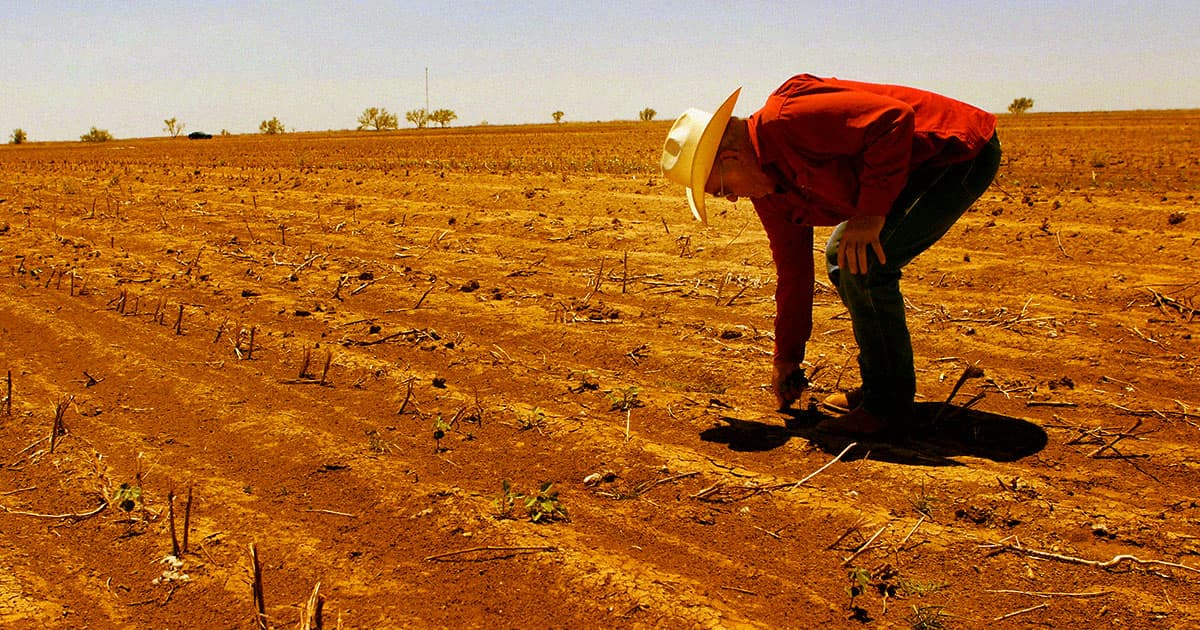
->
xmin=1 ymin=111 xmax=1198 ymax=629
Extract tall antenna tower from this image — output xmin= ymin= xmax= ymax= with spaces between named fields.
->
xmin=425 ymin=67 xmax=429 ymax=112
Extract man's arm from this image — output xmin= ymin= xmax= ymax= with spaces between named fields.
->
xmin=754 ymin=204 xmax=814 ymax=407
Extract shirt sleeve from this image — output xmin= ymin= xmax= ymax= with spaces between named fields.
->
xmin=754 ymin=203 xmax=814 ymax=364
xmin=767 ymin=84 xmax=916 ymax=217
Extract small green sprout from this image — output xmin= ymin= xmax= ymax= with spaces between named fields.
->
xmin=111 ymin=482 xmax=142 ymax=512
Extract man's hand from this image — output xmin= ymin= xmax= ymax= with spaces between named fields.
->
xmin=771 ymin=360 xmax=808 ymax=410
xmin=837 ymin=215 xmax=887 ymax=275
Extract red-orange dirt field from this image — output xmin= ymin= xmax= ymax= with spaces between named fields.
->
xmin=1 ymin=111 xmax=1198 ymax=629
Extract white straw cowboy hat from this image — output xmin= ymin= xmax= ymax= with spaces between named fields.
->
xmin=660 ymin=87 xmax=741 ymax=225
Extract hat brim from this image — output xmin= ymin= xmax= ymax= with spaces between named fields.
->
xmin=687 ymin=88 xmax=741 ymax=225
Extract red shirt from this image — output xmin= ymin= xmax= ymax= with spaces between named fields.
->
xmin=748 ymin=74 xmax=997 ymax=363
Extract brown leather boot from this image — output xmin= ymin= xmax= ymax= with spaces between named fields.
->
xmin=822 ymin=388 xmax=864 ymax=413
xmin=816 ymin=406 xmax=891 ymax=436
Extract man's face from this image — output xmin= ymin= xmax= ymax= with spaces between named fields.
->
xmin=703 ymin=151 xmax=768 ymax=202
xmin=703 ymin=155 xmax=736 ymax=202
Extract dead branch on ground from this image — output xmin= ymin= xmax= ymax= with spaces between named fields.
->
xmin=0 ymin=499 xmax=108 ymax=523
xmin=1144 ymin=287 xmax=1198 ymax=321
xmin=693 ymin=442 xmax=857 ymax=502
xmin=424 ymin=545 xmax=558 ymax=562
xmin=981 ymin=537 xmax=1200 ymax=577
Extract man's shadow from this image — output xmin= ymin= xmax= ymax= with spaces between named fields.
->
xmin=699 ymin=402 xmax=1047 ymax=466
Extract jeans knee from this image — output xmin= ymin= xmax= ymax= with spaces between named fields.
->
xmin=841 ymin=266 xmax=902 ymax=294
xmin=824 ymin=243 xmax=840 ymax=284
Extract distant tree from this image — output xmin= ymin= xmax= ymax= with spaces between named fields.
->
xmin=428 ymin=108 xmax=457 ymax=128
xmin=163 ymin=117 xmax=186 ymax=137
xmin=552 ymin=111 xmax=564 ymax=123
xmin=639 ymin=108 xmax=657 ymax=122
xmin=357 ymin=107 xmax=399 ymax=131
xmin=10 ymin=128 xmax=26 ymax=144
xmin=80 ymin=127 xmax=114 ymax=142
xmin=405 ymin=108 xmax=430 ymax=128
xmin=259 ymin=117 xmax=286 ymax=134
xmin=1008 ymin=97 xmax=1034 ymax=115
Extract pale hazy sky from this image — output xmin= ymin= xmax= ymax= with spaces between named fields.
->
xmin=3 ymin=1 xmax=1198 ymax=142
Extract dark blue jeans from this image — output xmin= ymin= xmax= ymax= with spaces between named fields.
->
xmin=825 ymin=134 xmax=1001 ymax=420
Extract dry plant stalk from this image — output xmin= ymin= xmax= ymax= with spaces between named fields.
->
xmin=234 ymin=326 xmax=257 ymax=360
xmin=49 ymin=396 xmax=71 ymax=453
xmin=397 ymin=379 xmax=415 ymax=415
xmin=250 ymin=543 xmax=267 ymax=630
xmin=153 ymin=296 xmax=166 ymax=324
xmin=4 ymin=369 xmax=11 ymax=417
xmin=413 ymin=279 xmax=438 ymax=309
xmin=842 ymin=522 xmax=890 ymax=566
xmin=582 ymin=259 xmax=605 ymax=303
xmin=298 ymin=582 xmax=324 ymax=630
xmin=183 ymin=484 xmax=193 ymax=554
xmin=724 ymin=283 xmax=750 ymax=307
xmin=168 ymin=489 xmax=180 ymax=557
xmin=332 ymin=274 xmax=349 ymax=300
xmin=298 ymin=348 xmax=313 ymax=379
xmin=932 ymin=363 xmax=985 ymax=424
xmin=1088 ymin=417 xmax=1145 ymax=458
xmin=320 ymin=351 xmax=332 ymax=385
xmin=621 ymin=250 xmax=629 ymax=294
xmin=995 ymin=603 xmax=1049 ymax=622
xmin=790 ymin=441 xmax=858 ymax=489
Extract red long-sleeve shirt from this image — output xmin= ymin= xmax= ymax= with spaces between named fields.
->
xmin=747 ymin=74 xmax=997 ymax=363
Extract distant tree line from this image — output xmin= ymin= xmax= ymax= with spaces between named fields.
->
xmin=355 ymin=106 xmax=458 ymax=130
xmin=11 ymin=101 xmax=674 ymax=144
xmin=550 ymin=108 xmax=657 ymax=124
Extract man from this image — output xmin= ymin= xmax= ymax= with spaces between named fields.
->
xmin=661 ymin=74 xmax=1001 ymax=435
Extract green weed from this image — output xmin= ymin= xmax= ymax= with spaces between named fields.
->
xmin=607 ymin=385 xmax=643 ymax=412
xmin=517 ymin=407 xmax=547 ymax=432
xmin=366 ymin=429 xmax=392 ymax=454
xmin=493 ymin=481 xmax=568 ymax=524
xmin=525 ymin=482 xmax=568 ymax=523
xmin=909 ymin=482 xmax=936 ymax=519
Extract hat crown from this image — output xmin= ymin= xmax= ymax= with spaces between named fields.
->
xmin=661 ymin=108 xmax=712 ymax=187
